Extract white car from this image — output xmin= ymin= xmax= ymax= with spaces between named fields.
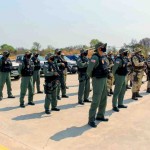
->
xmin=0 ymin=55 xmax=20 ymax=79
xmin=11 ymin=60 xmax=20 ymax=79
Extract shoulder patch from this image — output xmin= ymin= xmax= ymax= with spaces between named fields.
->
xmin=91 ymin=59 xmax=96 ymax=63
xmin=115 ymin=59 xmax=120 ymax=64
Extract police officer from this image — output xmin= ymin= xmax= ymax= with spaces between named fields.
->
xmin=112 ymin=49 xmax=128 ymax=112
xmin=18 ymin=51 xmax=35 ymax=108
xmin=54 ymin=49 xmax=69 ymax=99
xmin=146 ymin=52 xmax=150 ymax=93
xmin=61 ymin=53 xmax=69 ymax=89
xmin=31 ymin=52 xmax=43 ymax=94
xmin=87 ymin=42 xmax=109 ymax=128
xmin=106 ymin=51 xmax=114 ymax=96
xmin=0 ymin=51 xmax=15 ymax=100
xmin=77 ymin=49 xmax=91 ymax=105
xmin=43 ymin=53 xmax=60 ymax=114
xmin=131 ymin=48 xmax=145 ymax=100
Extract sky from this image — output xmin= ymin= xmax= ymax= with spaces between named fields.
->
xmin=0 ymin=0 xmax=150 ymax=49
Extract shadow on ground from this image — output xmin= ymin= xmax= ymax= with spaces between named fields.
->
xmin=0 ymin=106 xmax=20 ymax=112
xmin=12 ymin=112 xmax=49 ymax=121
xmin=68 ymin=85 xmax=79 ymax=88
xmin=67 ymin=92 xmax=78 ymax=96
xmin=50 ymin=124 xmax=93 ymax=141
xmin=59 ymin=103 xmax=79 ymax=110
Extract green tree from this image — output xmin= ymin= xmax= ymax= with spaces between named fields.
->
xmin=32 ymin=42 xmax=41 ymax=51
xmin=1 ymin=44 xmax=15 ymax=52
xmin=90 ymin=39 xmax=101 ymax=48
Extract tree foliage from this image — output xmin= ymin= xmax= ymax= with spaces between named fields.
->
xmin=32 ymin=42 xmax=41 ymax=51
xmin=90 ymin=39 xmax=101 ymax=48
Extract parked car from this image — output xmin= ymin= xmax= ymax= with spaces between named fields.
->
xmin=66 ymin=55 xmax=79 ymax=61
xmin=11 ymin=60 xmax=20 ymax=79
xmin=16 ymin=54 xmax=46 ymax=74
xmin=0 ymin=55 xmax=20 ymax=79
xmin=63 ymin=56 xmax=77 ymax=74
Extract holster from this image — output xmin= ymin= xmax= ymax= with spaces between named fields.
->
xmin=44 ymin=80 xmax=59 ymax=94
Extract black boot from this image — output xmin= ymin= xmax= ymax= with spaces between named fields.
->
xmin=147 ymin=88 xmax=150 ymax=93
xmin=28 ymin=102 xmax=35 ymax=105
xmin=78 ymin=102 xmax=84 ymax=105
xmin=45 ymin=110 xmax=51 ymax=114
xmin=57 ymin=96 xmax=61 ymax=100
xmin=136 ymin=92 xmax=143 ymax=98
xmin=37 ymin=91 xmax=43 ymax=94
xmin=126 ymin=85 xmax=131 ymax=89
xmin=110 ymin=89 xmax=114 ymax=95
xmin=8 ymin=95 xmax=15 ymax=98
xmin=113 ymin=107 xmax=119 ymax=112
xmin=107 ymin=91 xmax=111 ymax=96
xmin=51 ymin=108 xmax=60 ymax=111
xmin=84 ymin=99 xmax=92 ymax=103
xmin=118 ymin=105 xmax=128 ymax=108
xmin=88 ymin=121 xmax=97 ymax=128
xmin=132 ymin=93 xmax=138 ymax=100
xmin=96 ymin=116 xmax=109 ymax=122
xmin=62 ymin=95 xmax=69 ymax=98
xmin=20 ymin=103 xmax=25 ymax=108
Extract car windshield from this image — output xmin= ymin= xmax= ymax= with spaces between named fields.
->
xmin=64 ymin=56 xmax=71 ymax=61
xmin=38 ymin=56 xmax=45 ymax=61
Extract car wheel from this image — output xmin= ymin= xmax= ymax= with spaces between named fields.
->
xmin=14 ymin=76 xmax=20 ymax=80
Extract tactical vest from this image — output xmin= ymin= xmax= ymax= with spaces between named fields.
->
xmin=77 ymin=56 xmax=88 ymax=73
xmin=21 ymin=58 xmax=34 ymax=76
xmin=32 ymin=57 xmax=41 ymax=70
xmin=44 ymin=62 xmax=58 ymax=83
xmin=0 ymin=57 xmax=12 ymax=72
xmin=55 ymin=56 xmax=65 ymax=71
xmin=115 ymin=56 xmax=128 ymax=76
xmin=92 ymin=54 xmax=109 ymax=78
xmin=131 ymin=55 xmax=143 ymax=70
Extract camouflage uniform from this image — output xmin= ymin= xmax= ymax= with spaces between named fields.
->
xmin=131 ymin=48 xmax=145 ymax=100
xmin=146 ymin=54 xmax=150 ymax=93
xmin=106 ymin=51 xmax=114 ymax=96
xmin=126 ymin=56 xmax=133 ymax=89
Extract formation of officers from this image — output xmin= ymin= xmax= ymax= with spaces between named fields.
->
xmin=0 ymin=42 xmax=150 ymax=128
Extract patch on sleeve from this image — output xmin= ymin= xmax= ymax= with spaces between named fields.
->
xmin=91 ymin=59 xmax=96 ymax=63
xmin=116 ymin=60 xmax=120 ymax=64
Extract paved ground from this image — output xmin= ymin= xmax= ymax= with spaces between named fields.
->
xmin=0 ymin=74 xmax=150 ymax=150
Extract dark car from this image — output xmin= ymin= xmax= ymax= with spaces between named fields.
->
xmin=16 ymin=54 xmax=46 ymax=74
xmin=63 ymin=56 xmax=77 ymax=74
xmin=66 ymin=55 xmax=79 ymax=61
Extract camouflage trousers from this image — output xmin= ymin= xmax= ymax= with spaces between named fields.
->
xmin=132 ymin=71 xmax=144 ymax=93
xmin=126 ymin=73 xmax=132 ymax=85
xmin=107 ymin=73 xmax=114 ymax=91
xmin=147 ymin=81 xmax=150 ymax=89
